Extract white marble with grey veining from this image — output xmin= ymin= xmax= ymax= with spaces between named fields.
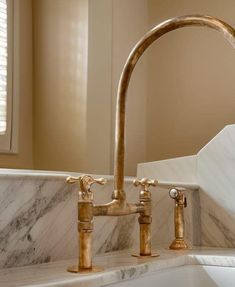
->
xmin=0 ymin=169 xmax=199 ymax=269
xmin=0 ymin=173 xmax=140 ymax=269
xmin=197 ymin=125 xmax=235 ymax=248
xmin=0 ymin=247 xmax=235 ymax=287
xmin=137 ymin=155 xmax=197 ymax=183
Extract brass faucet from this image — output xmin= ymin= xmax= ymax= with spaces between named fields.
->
xmin=67 ymin=175 xmax=157 ymax=273
xmin=132 ymin=178 xmax=158 ymax=258
xmin=169 ymin=188 xmax=189 ymax=250
xmin=66 ymin=175 xmax=107 ymax=273
xmin=67 ymin=15 xmax=235 ymax=273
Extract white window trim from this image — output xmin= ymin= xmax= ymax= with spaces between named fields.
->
xmin=0 ymin=0 xmax=18 ymax=153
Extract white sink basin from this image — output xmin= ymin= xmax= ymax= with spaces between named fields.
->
xmin=107 ymin=265 xmax=235 ymax=287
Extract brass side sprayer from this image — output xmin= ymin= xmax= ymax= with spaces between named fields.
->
xmin=67 ymin=15 xmax=235 ymax=273
xmin=169 ymin=187 xmax=189 ymax=250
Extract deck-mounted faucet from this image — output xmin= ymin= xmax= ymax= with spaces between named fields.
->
xmin=67 ymin=15 xmax=235 ymax=273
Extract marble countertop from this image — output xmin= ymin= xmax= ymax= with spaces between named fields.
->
xmin=1 ymin=246 xmax=235 ymax=287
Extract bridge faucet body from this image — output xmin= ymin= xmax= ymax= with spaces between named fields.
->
xmin=67 ymin=175 xmax=157 ymax=273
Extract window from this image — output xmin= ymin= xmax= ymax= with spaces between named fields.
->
xmin=0 ymin=0 xmax=14 ymax=152
xmin=0 ymin=0 xmax=7 ymax=135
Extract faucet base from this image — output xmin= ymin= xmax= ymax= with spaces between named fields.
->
xmin=131 ymin=253 xmax=159 ymax=259
xmin=169 ymin=238 xmax=190 ymax=250
xmin=67 ymin=265 xmax=104 ymax=273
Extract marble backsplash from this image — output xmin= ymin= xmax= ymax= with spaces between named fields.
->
xmin=2 ymin=125 xmax=235 ymax=270
xmin=138 ymin=124 xmax=235 ymax=250
xmin=0 ymin=170 xmax=198 ymax=269
xmin=197 ymin=125 xmax=235 ymax=248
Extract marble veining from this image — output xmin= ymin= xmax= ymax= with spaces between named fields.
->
xmin=0 ymin=178 xmax=77 ymax=268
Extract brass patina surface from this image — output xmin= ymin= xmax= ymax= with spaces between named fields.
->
xmin=66 ymin=175 xmax=106 ymax=272
xmin=67 ymin=15 xmax=235 ymax=273
xmin=169 ymin=188 xmax=189 ymax=250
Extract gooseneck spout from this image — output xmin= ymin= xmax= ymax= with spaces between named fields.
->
xmin=113 ymin=15 xmax=235 ymax=200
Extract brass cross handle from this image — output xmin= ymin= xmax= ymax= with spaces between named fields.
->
xmin=133 ymin=178 xmax=157 ymax=191
xmin=169 ymin=187 xmax=187 ymax=207
xmin=67 ymin=174 xmax=107 ymax=193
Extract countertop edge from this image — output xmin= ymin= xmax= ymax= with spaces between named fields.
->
xmin=1 ymin=247 xmax=235 ymax=287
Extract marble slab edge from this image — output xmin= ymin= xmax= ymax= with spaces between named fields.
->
xmin=0 ymin=168 xmax=200 ymax=191
xmin=1 ymin=247 xmax=235 ymax=287
xmin=0 ymin=169 xmax=119 ymax=180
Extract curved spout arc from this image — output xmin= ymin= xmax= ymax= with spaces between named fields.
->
xmin=114 ymin=15 xmax=235 ymax=196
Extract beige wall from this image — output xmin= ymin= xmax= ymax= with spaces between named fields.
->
xmin=32 ymin=0 xmax=149 ymax=175
xmin=0 ymin=0 xmax=34 ymax=169
xmin=112 ymin=0 xmax=149 ymax=176
xmin=85 ymin=0 xmax=113 ymax=175
xmin=146 ymin=0 xmax=235 ymax=161
xmin=33 ymin=0 xmax=88 ymax=172
xmin=2 ymin=0 xmax=235 ymax=174
xmin=66 ymin=0 xmax=149 ymax=176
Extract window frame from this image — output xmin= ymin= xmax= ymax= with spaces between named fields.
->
xmin=0 ymin=0 xmax=18 ymax=153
